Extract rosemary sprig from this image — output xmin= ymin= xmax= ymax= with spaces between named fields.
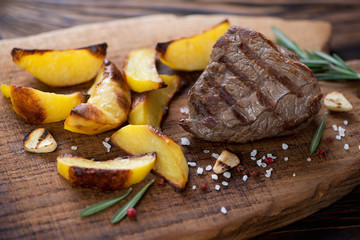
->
xmin=79 ymin=188 xmax=132 ymax=217
xmin=309 ymin=112 xmax=328 ymax=154
xmin=111 ymin=179 xmax=155 ymax=224
xmin=272 ymin=27 xmax=360 ymax=81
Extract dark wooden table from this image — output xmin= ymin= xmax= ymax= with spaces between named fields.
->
xmin=1 ymin=1 xmax=359 ymax=239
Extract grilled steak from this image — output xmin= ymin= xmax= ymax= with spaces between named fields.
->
xmin=180 ymin=26 xmax=322 ymax=143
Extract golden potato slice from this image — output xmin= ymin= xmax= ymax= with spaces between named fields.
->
xmin=123 ymin=49 xmax=166 ymax=92
xmin=23 ymin=128 xmax=57 ymax=153
xmin=156 ymin=20 xmax=230 ymax=71
xmin=64 ymin=60 xmax=131 ymax=135
xmin=57 ymin=152 xmax=156 ymax=191
xmin=87 ymin=63 xmax=104 ymax=96
xmin=213 ymin=149 xmax=240 ymax=174
xmin=324 ymin=91 xmax=353 ymax=112
xmin=128 ymin=74 xmax=182 ymax=129
xmin=111 ymin=125 xmax=189 ymax=192
xmin=1 ymin=84 xmax=86 ymax=124
xmin=11 ymin=43 xmax=107 ymax=87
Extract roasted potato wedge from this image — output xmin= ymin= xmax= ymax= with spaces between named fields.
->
xmin=87 ymin=63 xmax=104 ymax=96
xmin=11 ymin=43 xmax=107 ymax=87
xmin=23 ymin=128 xmax=57 ymax=153
xmin=111 ymin=125 xmax=189 ymax=192
xmin=123 ymin=49 xmax=165 ymax=92
xmin=324 ymin=91 xmax=353 ymax=112
xmin=1 ymin=84 xmax=86 ymax=124
xmin=64 ymin=60 xmax=131 ymax=135
xmin=57 ymin=152 xmax=156 ymax=191
xmin=213 ymin=149 xmax=240 ymax=174
xmin=156 ymin=20 xmax=230 ymax=71
xmin=128 ymin=74 xmax=182 ymax=129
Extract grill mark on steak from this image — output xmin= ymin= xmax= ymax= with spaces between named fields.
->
xmin=219 ymin=55 xmax=275 ymax=109
xmin=239 ymin=42 xmax=301 ymax=94
xmin=203 ymin=74 xmax=249 ymax=125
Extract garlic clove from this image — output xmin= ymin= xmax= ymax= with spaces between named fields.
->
xmin=213 ymin=149 xmax=240 ymax=174
xmin=324 ymin=91 xmax=353 ymax=112
xmin=23 ymin=128 xmax=57 ymax=153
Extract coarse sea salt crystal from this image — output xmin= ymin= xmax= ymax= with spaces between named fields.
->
xmin=222 ymin=181 xmax=229 ymax=186
xmin=197 ymin=167 xmax=204 ymax=175
xmin=221 ymin=206 xmax=227 ymax=214
xmin=71 ymin=146 xmax=78 ymax=150
xmin=344 ymin=144 xmax=350 ymax=150
xmin=256 ymin=159 xmax=262 ymax=166
xmin=250 ymin=157 xmax=256 ymax=161
xmin=203 ymin=149 xmax=210 ymax=154
xmin=358 ymin=145 xmax=360 ymax=150
xmin=104 ymin=137 xmax=110 ymax=142
xmin=344 ymin=120 xmax=349 ymax=125
xmin=265 ymin=168 xmax=273 ymax=178
xmin=215 ymin=185 xmax=221 ymax=191
xmin=250 ymin=149 xmax=257 ymax=157
xmin=102 ymin=141 xmax=111 ymax=152
xmin=188 ymin=162 xmax=196 ymax=167
xmin=212 ymin=153 xmax=220 ymax=159
xmin=267 ymin=153 xmax=272 ymax=158
xmin=181 ymin=137 xmax=190 ymax=146
xmin=282 ymin=143 xmax=289 ymax=150
xmin=223 ymin=172 xmax=231 ymax=179
xmin=192 ymin=185 xmax=197 ymax=190
xmin=242 ymin=175 xmax=248 ymax=182
xmin=205 ymin=165 xmax=212 ymax=171
xmin=307 ymin=157 xmax=312 ymax=162
xmin=293 ymin=173 xmax=296 ymax=177
xmin=211 ymin=174 xmax=218 ymax=180
xmin=332 ymin=124 xmax=338 ymax=131
xmin=336 ymin=135 xmax=341 ymax=140
xmin=180 ymin=107 xmax=189 ymax=114
xmin=261 ymin=162 xmax=267 ymax=168
xmin=284 ymin=157 xmax=289 ymax=161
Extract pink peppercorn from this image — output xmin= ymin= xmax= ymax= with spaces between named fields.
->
xmin=127 ymin=208 xmax=136 ymax=218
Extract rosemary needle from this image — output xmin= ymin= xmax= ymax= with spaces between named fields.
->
xmin=79 ymin=188 xmax=132 ymax=217
xmin=310 ymin=112 xmax=328 ymax=154
xmin=272 ymin=27 xmax=360 ymax=81
xmin=111 ymin=179 xmax=155 ymax=224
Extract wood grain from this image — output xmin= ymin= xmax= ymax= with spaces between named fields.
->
xmin=0 ymin=15 xmax=359 ymax=240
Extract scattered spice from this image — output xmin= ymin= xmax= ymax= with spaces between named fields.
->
xmin=223 ymin=172 xmax=231 ymax=179
xmin=222 ymin=181 xmax=229 ymax=186
xmin=250 ymin=171 xmax=259 ymax=176
xmin=181 ymin=137 xmax=190 ymax=146
xmin=242 ymin=170 xmax=249 ymax=176
xmin=220 ymin=206 xmax=227 ymax=215
xmin=326 ymin=137 xmax=333 ymax=143
xmin=319 ymin=149 xmax=327 ymax=158
xmin=200 ymin=183 xmax=207 ymax=190
xmin=237 ymin=165 xmax=245 ymax=172
xmin=264 ymin=157 xmax=274 ymax=164
xmin=157 ymin=178 xmax=165 ymax=186
xmin=309 ymin=112 xmax=328 ymax=154
xmin=126 ymin=208 xmax=136 ymax=218
xmin=211 ymin=174 xmax=219 ymax=180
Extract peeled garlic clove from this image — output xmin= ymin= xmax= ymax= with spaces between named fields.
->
xmin=324 ymin=91 xmax=353 ymax=112
xmin=213 ymin=149 xmax=240 ymax=174
xmin=23 ymin=128 xmax=57 ymax=153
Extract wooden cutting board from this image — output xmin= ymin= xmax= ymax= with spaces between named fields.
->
xmin=1 ymin=14 xmax=359 ymax=240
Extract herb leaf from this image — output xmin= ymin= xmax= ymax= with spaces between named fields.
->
xmin=79 ymin=188 xmax=132 ymax=217
xmin=111 ymin=179 xmax=155 ymax=224
xmin=272 ymin=27 xmax=360 ymax=81
xmin=310 ymin=112 xmax=328 ymax=154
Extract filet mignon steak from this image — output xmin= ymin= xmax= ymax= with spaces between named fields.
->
xmin=179 ymin=26 xmax=322 ymax=143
